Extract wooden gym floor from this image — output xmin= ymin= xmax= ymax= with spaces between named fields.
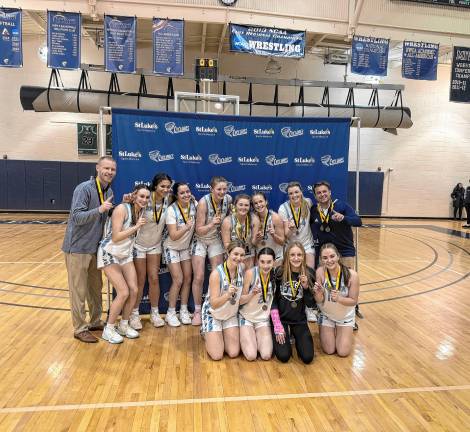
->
xmin=0 ymin=214 xmax=469 ymax=431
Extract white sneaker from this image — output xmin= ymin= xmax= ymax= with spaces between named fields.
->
xmin=129 ymin=313 xmax=142 ymax=330
xmin=179 ymin=309 xmax=192 ymax=325
xmin=117 ymin=321 xmax=140 ymax=339
xmin=150 ymin=312 xmax=165 ymax=328
xmin=165 ymin=311 xmax=181 ymax=327
xmin=306 ymin=307 xmax=318 ymax=323
xmin=102 ymin=325 xmax=124 ymax=344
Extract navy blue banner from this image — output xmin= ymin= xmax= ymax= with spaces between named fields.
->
xmin=47 ymin=11 xmax=81 ymax=70
xmin=230 ymin=23 xmax=305 ymax=58
xmin=402 ymin=41 xmax=438 ymax=80
xmin=0 ymin=8 xmax=22 ymax=68
xmin=450 ymin=46 xmax=470 ymax=103
xmin=351 ymin=36 xmax=389 ymax=76
xmin=111 ymin=110 xmax=350 ymax=212
xmin=152 ymin=18 xmax=184 ymax=76
xmin=104 ymin=15 xmax=136 ymax=73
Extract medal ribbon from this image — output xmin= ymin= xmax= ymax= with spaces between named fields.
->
xmin=325 ymin=267 xmax=342 ymax=291
xmin=224 ymin=261 xmax=238 ymax=286
xmin=260 ymin=270 xmax=271 ymax=303
xmin=210 ymin=193 xmax=221 ymax=217
xmin=177 ymin=201 xmax=190 ymax=224
xmin=317 ymin=201 xmax=334 ymax=225
xmin=289 ymin=203 xmax=301 ymax=230
xmin=95 ymin=177 xmax=105 ymax=205
xmin=262 ymin=211 xmax=269 ymax=239
xmin=289 ymin=277 xmax=300 ymax=300
xmin=153 ymin=192 xmax=164 ymax=223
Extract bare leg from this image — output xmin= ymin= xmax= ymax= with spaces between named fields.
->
xmin=133 ymin=257 xmax=147 ymax=309
xmin=204 ymin=331 xmax=225 ymax=360
xmin=179 ymin=259 xmax=193 ymax=305
xmin=147 ymin=253 xmax=161 ymax=307
xmin=239 ymin=325 xmax=258 ymax=361
xmin=255 ymin=326 xmax=273 ymax=360
xmin=335 ymin=326 xmax=354 ymax=357
xmin=319 ymin=325 xmax=336 ymax=355
xmin=223 ymin=326 xmax=240 ymax=358
xmin=167 ymin=262 xmax=183 ymax=308
xmin=120 ymin=262 xmax=139 ymax=320
xmin=191 ymin=255 xmax=206 ymax=306
xmin=103 ymin=264 xmax=130 ymax=324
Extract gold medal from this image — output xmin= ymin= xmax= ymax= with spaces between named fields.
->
xmin=291 ymin=301 xmax=297 ymax=308
xmin=262 ymin=304 xmax=268 ymax=311
xmin=290 ymin=203 xmax=301 ymax=234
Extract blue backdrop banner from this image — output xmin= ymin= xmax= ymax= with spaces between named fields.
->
xmin=351 ymin=36 xmax=389 ymax=76
xmin=105 ymin=15 xmax=136 ymax=73
xmin=0 ymin=8 xmax=22 ymax=68
xmin=230 ymin=23 xmax=305 ymax=58
xmin=402 ymin=41 xmax=439 ymax=81
xmin=152 ymin=18 xmax=184 ymax=76
xmin=47 ymin=11 xmax=81 ymax=70
xmin=112 ymin=109 xmax=350 ymax=214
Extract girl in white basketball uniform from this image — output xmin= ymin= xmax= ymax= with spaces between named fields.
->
xmin=201 ymin=240 xmax=246 ymax=360
xmin=221 ymin=194 xmax=260 ymax=269
xmin=313 ymin=243 xmax=359 ymax=357
xmin=163 ymin=182 xmax=197 ymax=327
xmin=238 ymin=247 xmax=276 ymax=361
xmin=251 ymin=192 xmax=285 ymax=266
xmin=130 ymin=173 xmax=173 ymax=330
xmin=278 ymin=182 xmax=317 ymax=322
xmin=98 ymin=184 xmax=150 ymax=344
xmin=191 ymin=176 xmax=232 ymax=326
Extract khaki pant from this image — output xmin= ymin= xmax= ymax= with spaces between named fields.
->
xmin=64 ymin=253 xmax=103 ymax=334
xmin=342 ymin=256 xmax=356 ymax=270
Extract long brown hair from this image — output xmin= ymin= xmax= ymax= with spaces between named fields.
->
xmin=319 ymin=243 xmax=351 ymax=286
xmin=281 ymin=241 xmax=312 ymax=286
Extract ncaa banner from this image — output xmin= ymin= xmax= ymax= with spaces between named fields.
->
xmin=402 ymin=41 xmax=438 ymax=81
xmin=230 ymin=23 xmax=305 ymax=58
xmin=111 ymin=109 xmax=350 ymax=212
xmin=104 ymin=15 xmax=136 ymax=73
xmin=47 ymin=11 xmax=81 ymax=70
xmin=152 ymin=18 xmax=184 ymax=76
xmin=0 ymin=8 xmax=22 ymax=68
xmin=351 ymin=36 xmax=389 ymax=76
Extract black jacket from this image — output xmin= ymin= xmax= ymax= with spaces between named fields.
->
xmin=451 ymin=185 xmax=465 ymax=207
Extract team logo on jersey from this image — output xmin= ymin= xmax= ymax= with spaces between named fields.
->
xmin=149 ymin=150 xmax=174 ymax=163
xmin=118 ymin=151 xmax=142 ymax=161
xmin=224 ymin=125 xmax=248 ymax=138
xmin=321 ymin=154 xmax=345 ymax=166
xmin=165 ymin=122 xmax=190 ymax=134
xmin=208 ymin=154 xmax=233 ymax=165
xmin=281 ymin=127 xmax=303 ymax=138
xmin=265 ymin=155 xmax=288 ymax=166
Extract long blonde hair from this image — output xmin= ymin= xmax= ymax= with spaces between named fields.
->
xmin=319 ymin=243 xmax=351 ymax=286
xmin=281 ymin=241 xmax=311 ymax=285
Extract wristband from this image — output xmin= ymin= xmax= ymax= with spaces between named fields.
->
xmin=270 ymin=309 xmax=284 ymax=335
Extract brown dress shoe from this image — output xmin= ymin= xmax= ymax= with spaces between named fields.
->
xmin=88 ymin=322 xmax=105 ymax=331
xmin=74 ymin=330 xmax=98 ymax=343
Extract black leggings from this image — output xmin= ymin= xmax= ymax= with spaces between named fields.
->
xmin=272 ymin=322 xmax=314 ymax=364
xmin=453 ymin=206 xmax=463 ymax=219
xmin=466 ymin=204 xmax=470 ymax=224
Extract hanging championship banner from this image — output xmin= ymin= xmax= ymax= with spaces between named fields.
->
xmin=0 ymin=8 xmax=22 ymax=68
xmin=152 ymin=18 xmax=184 ymax=76
xmin=47 ymin=11 xmax=81 ymax=70
xmin=230 ymin=23 xmax=305 ymax=58
xmin=104 ymin=15 xmax=136 ymax=73
xmin=450 ymin=46 xmax=470 ymax=103
xmin=351 ymin=36 xmax=389 ymax=76
xmin=402 ymin=41 xmax=439 ymax=80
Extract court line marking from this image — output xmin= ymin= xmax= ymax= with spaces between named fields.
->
xmin=1 ymin=384 xmax=469 ymax=414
